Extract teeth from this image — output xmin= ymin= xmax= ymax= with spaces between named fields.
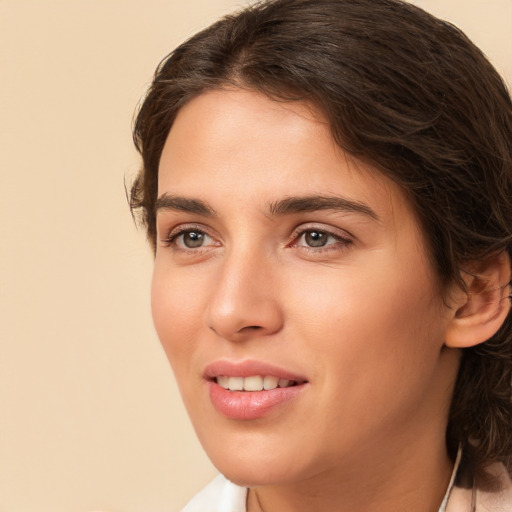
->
xmin=216 ymin=376 xmax=229 ymax=388
xmin=216 ymin=375 xmax=297 ymax=392
xmin=244 ymin=376 xmax=263 ymax=391
xmin=228 ymin=376 xmax=244 ymax=391
xmin=263 ymin=375 xmax=279 ymax=390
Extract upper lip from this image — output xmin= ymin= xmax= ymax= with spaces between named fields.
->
xmin=203 ymin=359 xmax=308 ymax=382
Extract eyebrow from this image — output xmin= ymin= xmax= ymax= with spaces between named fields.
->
xmin=155 ymin=194 xmax=216 ymax=216
xmin=268 ymin=195 xmax=379 ymax=220
xmin=155 ymin=193 xmax=378 ymax=221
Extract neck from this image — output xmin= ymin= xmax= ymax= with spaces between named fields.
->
xmin=247 ymin=436 xmax=453 ymax=512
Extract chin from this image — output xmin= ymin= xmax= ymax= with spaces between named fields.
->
xmin=207 ymin=445 xmax=314 ymax=488
xmin=219 ymin=466 xmax=290 ymax=488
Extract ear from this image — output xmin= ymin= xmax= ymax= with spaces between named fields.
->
xmin=445 ymin=251 xmax=511 ymax=348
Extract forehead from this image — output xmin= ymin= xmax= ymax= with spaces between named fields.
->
xmin=160 ymin=88 xmax=331 ymax=181
xmin=158 ymin=88 xmax=416 ymax=232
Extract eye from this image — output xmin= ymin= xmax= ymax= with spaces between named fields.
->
xmin=292 ymin=226 xmax=352 ymax=252
xmin=162 ymin=226 xmax=219 ymax=251
xmin=301 ymin=230 xmax=330 ymax=247
xmin=178 ymin=230 xmax=208 ymax=248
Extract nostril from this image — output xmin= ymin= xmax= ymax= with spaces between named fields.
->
xmin=234 ymin=325 xmax=264 ymax=334
xmin=209 ymin=325 xmax=262 ymax=334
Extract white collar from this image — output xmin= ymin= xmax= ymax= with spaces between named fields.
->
xmin=438 ymin=446 xmax=463 ymax=512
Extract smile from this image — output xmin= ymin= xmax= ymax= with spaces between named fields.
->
xmin=204 ymin=360 xmax=308 ymax=420
xmin=215 ymin=375 xmax=300 ymax=391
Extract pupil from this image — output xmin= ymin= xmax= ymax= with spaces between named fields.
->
xmin=305 ymin=231 xmax=327 ymax=247
xmin=184 ymin=231 xmax=204 ymax=248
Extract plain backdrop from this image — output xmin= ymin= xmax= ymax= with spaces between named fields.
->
xmin=0 ymin=1 xmax=510 ymax=511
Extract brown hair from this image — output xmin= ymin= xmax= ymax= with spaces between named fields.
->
xmin=131 ymin=0 xmax=512 ymax=483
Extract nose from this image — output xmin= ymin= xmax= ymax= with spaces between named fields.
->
xmin=204 ymin=249 xmax=284 ymax=341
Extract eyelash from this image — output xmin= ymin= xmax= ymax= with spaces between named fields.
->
xmin=161 ymin=224 xmax=217 ymax=251
xmin=289 ymin=225 xmax=353 ymax=253
xmin=160 ymin=224 xmax=353 ymax=254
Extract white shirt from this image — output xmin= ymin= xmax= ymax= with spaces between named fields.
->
xmin=181 ymin=474 xmax=246 ymax=512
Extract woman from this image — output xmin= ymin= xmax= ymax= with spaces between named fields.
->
xmin=130 ymin=0 xmax=512 ymax=510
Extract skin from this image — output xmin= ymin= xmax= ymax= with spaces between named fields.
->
xmin=152 ymin=88 xmax=463 ymax=512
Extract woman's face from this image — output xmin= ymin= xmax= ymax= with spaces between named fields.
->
xmin=152 ymin=89 xmax=458 ymax=486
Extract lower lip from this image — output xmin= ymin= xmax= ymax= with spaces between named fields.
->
xmin=208 ymin=381 xmax=306 ymax=420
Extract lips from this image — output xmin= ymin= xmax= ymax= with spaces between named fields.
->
xmin=204 ymin=360 xmax=308 ymax=420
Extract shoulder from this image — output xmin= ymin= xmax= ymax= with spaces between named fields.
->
xmin=180 ymin=474 xmax=248 ymax=512
xmin=447 ymin=463 xmax=512 ymax=512
xmin=477 ymin=463 xmax=512 ymax=512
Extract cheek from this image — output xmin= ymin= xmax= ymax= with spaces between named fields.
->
xmin=288 ymin=261 xmax=447 ymax=445
xmin=150 ymin=264 xmax=205 ymax=367
xmin=288 ymin=252 xmax=445 ymax=379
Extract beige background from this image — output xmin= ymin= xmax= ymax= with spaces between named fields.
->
xmin=0 ymin=1 xmax=510 ymax=511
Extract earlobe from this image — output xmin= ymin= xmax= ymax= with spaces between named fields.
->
xmin=445 ymin=251 xmax=511 ymax=348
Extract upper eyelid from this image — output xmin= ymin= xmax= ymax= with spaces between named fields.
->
xmin=290 ymin=223 xmax=354 ymax=240
xmin=162 ymin=222 xmax=214 ymax=239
